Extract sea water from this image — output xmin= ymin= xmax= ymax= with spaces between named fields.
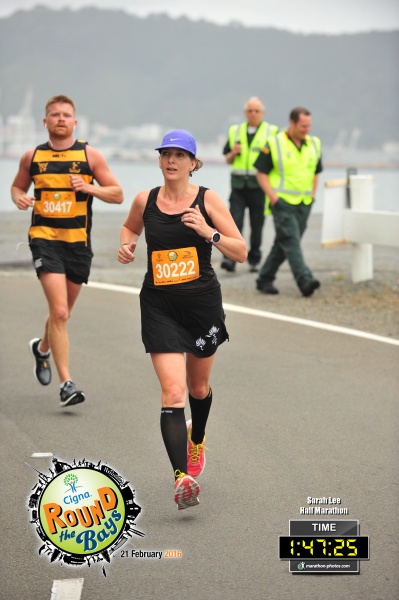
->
xmin=1 ymin=157 xmax=398 ymax=215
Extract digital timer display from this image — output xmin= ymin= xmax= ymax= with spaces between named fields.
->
xmin=279 ymin=536 xmax=369 ymax=560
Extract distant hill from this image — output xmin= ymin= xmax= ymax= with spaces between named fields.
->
xmin=0 ymin=6 xmax=398 ymax=148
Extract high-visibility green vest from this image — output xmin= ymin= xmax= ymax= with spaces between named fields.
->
xmin=228 ymin=121 xmax=278 ymax=176
xmin=268 ymin=132 xmax=321 ymax=205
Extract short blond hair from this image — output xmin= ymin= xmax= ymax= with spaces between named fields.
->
xmin=190 ymin=158 xmax=203 ymax=177
xmin=244 ymin=96 xmax=265 ymax=112
xmin=45 ymin=95 xmax=76 ymax=115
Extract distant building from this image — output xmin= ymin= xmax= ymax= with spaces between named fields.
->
xmin=3 ymin=87 xmax=37 ymax=157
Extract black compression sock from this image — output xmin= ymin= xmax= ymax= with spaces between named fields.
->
xmin=189 ymin=388 xmax=213 ymax=445
xmin=160 ymin=407 xmax=187 ymax=478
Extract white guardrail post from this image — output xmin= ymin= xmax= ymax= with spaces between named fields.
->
xmin=348 ymin=175 xmax=374 ymax=282
xmin=321 ymin=173 xmax=399 ymax=283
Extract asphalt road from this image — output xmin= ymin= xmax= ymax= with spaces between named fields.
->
xmin=1 ymin=210 xmax=398 ymax=340
xmin=1 ymin=275 xmax=398 ymax=600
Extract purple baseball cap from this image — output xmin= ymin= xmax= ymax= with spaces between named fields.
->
xmin=155 ymin=129 xmax=197 ymax=156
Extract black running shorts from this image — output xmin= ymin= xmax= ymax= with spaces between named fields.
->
xmin=30 ymin=242 xmax=93 ymax=284
xmin=140 ymin=285 xmax=229 ymax=357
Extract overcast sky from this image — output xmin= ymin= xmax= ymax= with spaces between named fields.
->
xmin=1 ymin=0 xmax=398 ymax=34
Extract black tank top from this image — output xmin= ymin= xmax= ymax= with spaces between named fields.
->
xmin=143 ymin=186 xmax=220 ymax=294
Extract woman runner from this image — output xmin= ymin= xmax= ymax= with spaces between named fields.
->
xmin=118 ymin=129 xmax=247 ymax=509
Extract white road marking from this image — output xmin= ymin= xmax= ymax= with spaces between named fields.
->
xmin=88 ymin=281 xmax=140 ymax=295
xmin=31 ymin=452 xmax=53 ymax=458
xmin=29 ymin=460 xmax=84 ymax=600
xmin=87 ymin=281 xmax=399 ymax=347
xmin=50 ymin=579 xmax=84 ymax=600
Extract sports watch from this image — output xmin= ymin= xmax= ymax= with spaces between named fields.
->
xmin=208 ymin=229 xmax=221 ymax=244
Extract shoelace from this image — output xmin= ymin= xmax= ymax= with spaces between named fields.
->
xmin=174 ymin=469 xmax=186 ymax=481
xmin=188 ymin=441 xmax=208 ymax=464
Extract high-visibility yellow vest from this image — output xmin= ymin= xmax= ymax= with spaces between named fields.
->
xmin=268 ymin=132 xmax=321 ymax=205
xmin=228 ymin=121 xmax=278 ymax=176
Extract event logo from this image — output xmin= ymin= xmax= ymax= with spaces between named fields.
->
xmin=27 ymin=457 xmax=144 ymax=574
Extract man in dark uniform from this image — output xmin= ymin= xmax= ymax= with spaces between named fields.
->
xmin=254 ymin=106 xmax=322 ymax=297
xmin=222 ymin=97 xmax=278 ymax=272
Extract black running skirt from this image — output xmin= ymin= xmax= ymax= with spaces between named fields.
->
xmin=139 ymin=285 xmax=229 ymax=357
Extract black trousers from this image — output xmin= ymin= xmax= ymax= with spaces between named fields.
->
xmin=257 ymin=200 xmax=313 ymax=287
xmin=227 ymin=186 xmax=266 ymax=265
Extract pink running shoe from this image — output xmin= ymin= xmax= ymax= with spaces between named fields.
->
xmin=186 ymin=419 xmax=207 ymax=477
xmin=174 ymin=471 xmax=200 ymax=510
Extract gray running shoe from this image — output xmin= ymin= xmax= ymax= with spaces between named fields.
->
xmin=60 ymin=381 xmax=85 ymax=408
xmin=29 ymin=338 xmax=51 ymax=385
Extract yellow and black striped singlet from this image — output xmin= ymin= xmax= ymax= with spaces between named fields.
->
xmin=29 ymin=140 xmax=94 ymax=246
